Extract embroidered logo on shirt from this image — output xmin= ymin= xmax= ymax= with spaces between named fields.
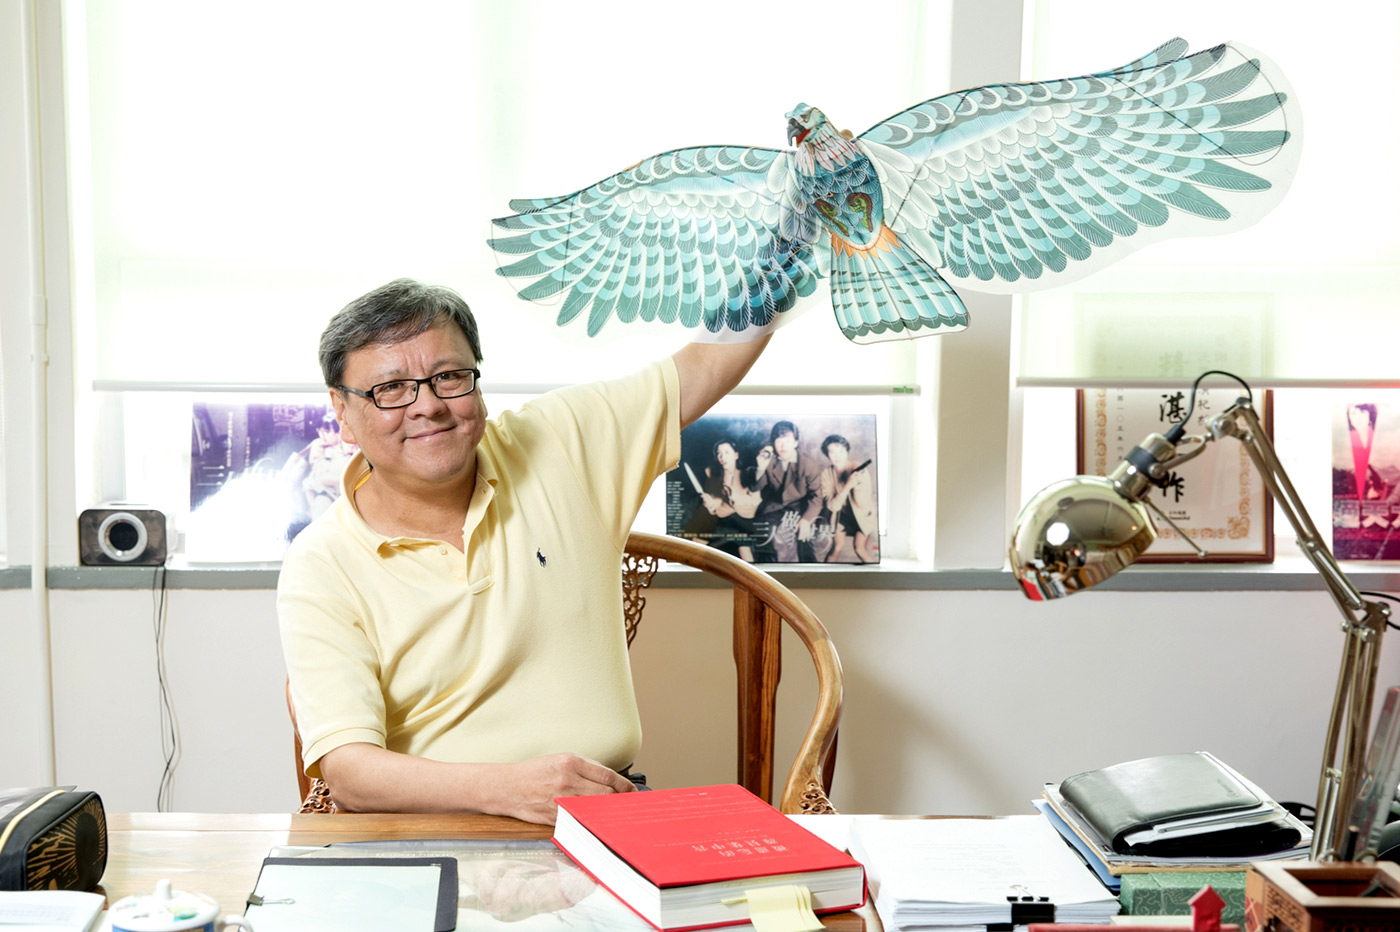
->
xmin=536 ymin=549 xmax=547 ymax=567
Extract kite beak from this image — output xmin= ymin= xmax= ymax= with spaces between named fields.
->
xmin=787 ymin=118 xmax=809 ymax=147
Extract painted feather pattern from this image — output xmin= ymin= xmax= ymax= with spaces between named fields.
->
xmin=489 ymin=38 xmax=1300 ymax=344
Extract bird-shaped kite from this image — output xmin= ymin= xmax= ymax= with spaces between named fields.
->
xmin=489 ymin=38 xmax=1300 ymax=344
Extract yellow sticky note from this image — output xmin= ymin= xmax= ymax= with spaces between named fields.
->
xmin=742 ymin=884 xmax=824 ymax=932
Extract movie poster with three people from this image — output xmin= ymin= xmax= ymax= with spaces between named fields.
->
xmin=666 ymin=414 xmax=879 ymax=565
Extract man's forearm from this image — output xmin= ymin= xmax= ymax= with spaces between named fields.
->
xmin=320 ymin=743 xmax=508 ymax=814
xmin=318 ymin=743 xmax=635 ymax=824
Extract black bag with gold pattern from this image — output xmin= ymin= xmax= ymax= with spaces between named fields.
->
xmin=0 ymin=787 xmax=107 ymax=891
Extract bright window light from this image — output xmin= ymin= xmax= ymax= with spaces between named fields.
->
xmin=67 ymin=0 xmax=957 ymax=563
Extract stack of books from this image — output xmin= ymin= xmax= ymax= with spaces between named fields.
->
xmin=1036 ymin=751 xmax=1311 ymax=891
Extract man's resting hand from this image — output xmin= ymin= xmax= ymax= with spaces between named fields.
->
xmin=316 ymin=744 xmax=635 ymax=824
xmin=491 ymin=752 xmax=637 ymax=825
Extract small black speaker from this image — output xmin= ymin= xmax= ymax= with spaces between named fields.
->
xmin=78 ymin=505 xmax=167 ymax=566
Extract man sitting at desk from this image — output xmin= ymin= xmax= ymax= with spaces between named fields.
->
xmin=277 ymin=278 xmax=771 ymax=824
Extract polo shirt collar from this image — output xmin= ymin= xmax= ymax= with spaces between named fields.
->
xmin=335 ymin=452 xmax=387 ymax=552
xmin=334 ymin=450 xmax=493 ymax=554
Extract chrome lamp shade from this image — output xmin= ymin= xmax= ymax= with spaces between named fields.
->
xmin=1009 ymin=475 xmax=1157 ymax=601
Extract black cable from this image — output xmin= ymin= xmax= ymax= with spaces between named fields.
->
xmin=1359 ymin=591 xmax=1400 ymax=632
xmin=152 ymin=565 xmax=179 ymax=811
xmin=1164 ymin=370 xmax=1255 ymax=443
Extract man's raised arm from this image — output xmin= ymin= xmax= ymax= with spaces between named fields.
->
xmin=672 ymin=335 xmax=774 ymax=429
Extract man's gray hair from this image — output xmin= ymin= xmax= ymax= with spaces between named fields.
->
xmin=319 ymin=278 xmax=484 ymax=389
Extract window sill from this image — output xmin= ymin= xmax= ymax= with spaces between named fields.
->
xmin=9 ymin=555 xmax=1400 ymax=592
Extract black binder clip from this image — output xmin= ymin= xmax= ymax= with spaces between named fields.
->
xmin=1010 ymin=898 xmax=1055 ymax=925
xmin=994 ymin=888 xmax=1054 ymax=928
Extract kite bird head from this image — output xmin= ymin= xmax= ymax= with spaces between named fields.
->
xmin=785 ymin=103 xmax=827 ymax=147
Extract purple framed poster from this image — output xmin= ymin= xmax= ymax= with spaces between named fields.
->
xmin=189 ymin=401 xmax=356 ymax=561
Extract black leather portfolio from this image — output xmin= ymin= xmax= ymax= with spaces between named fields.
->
xmin=1058 ymin=751 xmax=1302 ymax=857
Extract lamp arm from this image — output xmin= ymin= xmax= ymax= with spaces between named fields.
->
xmin=1212 ymin=401 xmax=1365 ymax=614
xmin=1211 ymin=398 xmax=1391 ymax=859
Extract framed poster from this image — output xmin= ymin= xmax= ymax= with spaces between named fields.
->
xmin=1332 ymin=401 xmax=1400 ymax=560
xmin=1076 ymin=388 xmax=1274 ymax=562
xmin=189 ymin=401 xmax=357 ymax=561
xmin=666 ymin=413 xmax=879 ymax=565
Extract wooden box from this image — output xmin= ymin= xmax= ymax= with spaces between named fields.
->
xmin=1245 ymin=861 xmax=1400 ymax=932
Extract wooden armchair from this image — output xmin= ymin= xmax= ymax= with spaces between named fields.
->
xmin=290 ymin=530 xmax=843 ymax=814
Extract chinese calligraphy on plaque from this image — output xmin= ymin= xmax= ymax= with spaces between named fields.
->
xmin=1077 ymin=388 xmax=1274 ymax=562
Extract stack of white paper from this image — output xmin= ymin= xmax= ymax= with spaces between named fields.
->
xmin=847 ymin=815 xmax=1119 ymax=931
xmin=0 ymin=890 xmax=105 ymax=932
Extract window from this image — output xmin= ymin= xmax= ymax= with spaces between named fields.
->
xmin=1019 ymin=0 xmax=1400 ymax=386
xmin=64 ymin=0 xmax=960 ymax=565
xmin=1017 ymin=0 xmax=1400 ymax=564
xmin=38 ymin=0 xmax=1393 ymax=575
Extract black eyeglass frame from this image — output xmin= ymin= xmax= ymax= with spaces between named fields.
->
xmin=338 ymin=367 xmax=481 ymax=409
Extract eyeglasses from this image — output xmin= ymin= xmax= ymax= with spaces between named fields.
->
xmin=339 ymin=368 xmax=480 ymax=409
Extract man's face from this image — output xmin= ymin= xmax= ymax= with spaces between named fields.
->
xmin=774 ymin=431 xmax=797 ymax=460
xmin=827 ymin=443 xmax=849 ymax=469
xmin=330 ymin=321 xmax=486 ymax=495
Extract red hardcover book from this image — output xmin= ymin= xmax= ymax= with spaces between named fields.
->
xmin=552 ymin=784 xmax=865 ymax=931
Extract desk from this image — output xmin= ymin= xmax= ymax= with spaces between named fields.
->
xmin=103 ymin=813 xmax=873 ymax=930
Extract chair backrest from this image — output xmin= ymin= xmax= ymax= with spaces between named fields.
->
xmin=288 ymin=530 xmax=843 ymax=814
xmin=620 ymin=532 xmax=841 ymax=814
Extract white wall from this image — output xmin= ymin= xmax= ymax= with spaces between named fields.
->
xmin=2 ymin=582 xmax=1388 ymax=816
xmin=0 ymin=589 xmax=49 ymax=788
xmin=47 ymin=589 xmax=292 ymax=812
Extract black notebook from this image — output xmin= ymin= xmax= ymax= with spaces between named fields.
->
xmin=1058 ymin=751 xmax=1302 ymax=857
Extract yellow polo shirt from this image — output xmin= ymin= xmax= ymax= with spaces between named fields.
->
xmin=277 ymin=359 xmax=680 ymax=778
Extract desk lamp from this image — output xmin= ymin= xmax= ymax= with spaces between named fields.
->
xmin=1009 ymin=371 xmax=1391 ymax=861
